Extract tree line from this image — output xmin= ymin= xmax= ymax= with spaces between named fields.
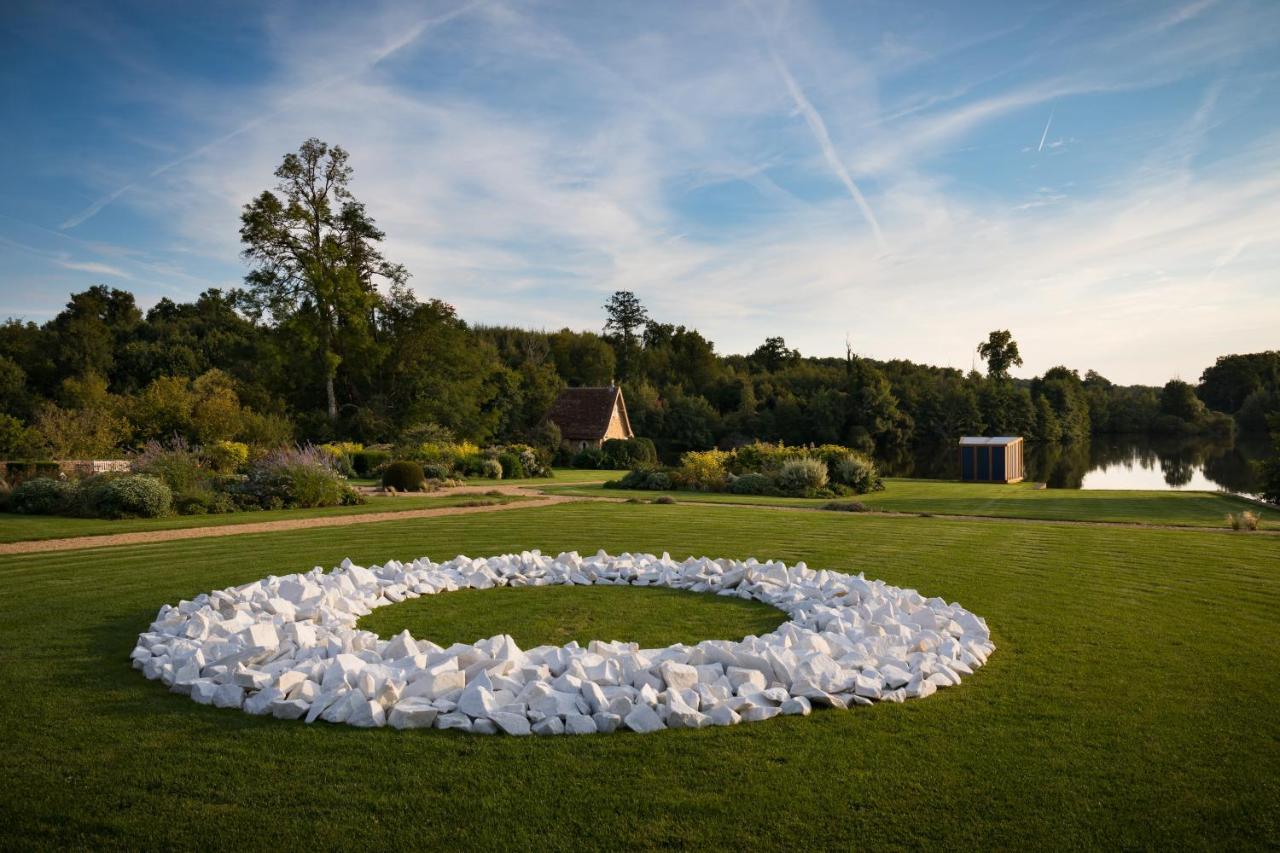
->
xmin=1 ymin=138 xmax=1276 ymax=462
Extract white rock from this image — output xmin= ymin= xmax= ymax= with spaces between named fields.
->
xmin=491 ymin=712 xmax=532 ymax=736
xmin=133 ymin=551 xmax=993 ymax=735
xmin=270 ymin=698 xmax=310 ymax=720
xmin=592 ymin=712 xmax=622 ymax=733
xmin=658 ymin=661 xmax=699 ymax=690
xmin=457 ymin=683 xmax=498 ymax=719
xmin=212 ymin=683 xmax=244 ymax=709
xmin=708 ymin=705 xmax=740 ymax=726
xmin=531 ymin=716 xmax=565 ymax=735
xmin=740 ymin=706 xmax=782 ymax=722
xmin=624 ymin=703 xmax=665 ymax=733
xmin=388 ymin=699 xmax=439 ymax=729
xmin=436 ymin=712 xmax=472 ymax=731
xmin=565 ymin=714 xmax=597 ymax=735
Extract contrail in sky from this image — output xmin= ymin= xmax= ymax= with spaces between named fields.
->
xmin=767 ymin=48 xmax=885 ymax=250
xmin=1037 ymin=106 xmax=1055 ymax=152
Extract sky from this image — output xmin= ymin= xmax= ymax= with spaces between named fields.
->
xmin=1 ymin=0 xmax=1277 ymax=385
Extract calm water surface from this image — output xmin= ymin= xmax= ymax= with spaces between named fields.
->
xmin=877 ymin=433 xmax=1271 ymax=496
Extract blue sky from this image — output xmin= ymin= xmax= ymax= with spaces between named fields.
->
xmin=2 ymin=0 xmax=1277 ymax=384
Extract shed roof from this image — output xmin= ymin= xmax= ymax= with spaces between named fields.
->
xmin=546 ymin=386 xmax=630 ymax=440
xmin=958 ymin=436 xmax=1023 ymax=446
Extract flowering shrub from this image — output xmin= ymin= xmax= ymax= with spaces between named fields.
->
xmin=233 ymin=445 xmax=364 ymax=510
xmin=673 ymin=449 xmax=730 ymax=491
xmin=204 ymin=440 xmax=249 ymax=473
xmin=606 ymin=441 xmax=883 ymax=499
xmin=131 ymin=438 xmax=208 ymax=493
xmin=831 ymin=452 xmax=883 ymax=493
xmin=775 ymin=458 xmax=829 ymax=496
xmin=85 ymin=474 xmax=172 ymax=518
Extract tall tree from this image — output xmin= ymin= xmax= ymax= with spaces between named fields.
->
xmin=977 ymin=330 xmax=1023 ymax=380
xmin=602 ymin=291 xmax=648 ymax=381
xmin=239 ymin=138 xmax=406 ymax=420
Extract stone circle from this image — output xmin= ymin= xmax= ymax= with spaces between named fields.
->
xmin=132 ymin=551 xmax=995 ymax=734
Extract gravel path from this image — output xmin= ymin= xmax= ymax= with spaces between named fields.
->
xmin=0 ymin=490 xmax=582 ymax=555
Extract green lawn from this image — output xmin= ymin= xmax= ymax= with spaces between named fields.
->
xmin=461 ymin=467 xmax=614 ymax=486
xmin=361 ymin=584 xmax=787 ymax=649
xmin=1 ymin=499 xmax=1278 ymax=848
xmin=546 ymin=477 xmax=1276 ymax=529
xmin=0 ymin=493 xmax=524 ymax=543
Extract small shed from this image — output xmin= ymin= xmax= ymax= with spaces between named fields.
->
xmin=959 ymin=436 xmax=1024 ymax=483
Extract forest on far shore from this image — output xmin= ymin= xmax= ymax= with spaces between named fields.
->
xmin=1 ymin=280 xmax=1274 ymax=462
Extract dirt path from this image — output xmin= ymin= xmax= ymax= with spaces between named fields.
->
xmin=0 ymin=491 xmax=582 ymax=555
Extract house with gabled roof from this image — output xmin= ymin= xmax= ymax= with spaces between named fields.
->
xmin=546 ymin=385 xmax=634 ymax=451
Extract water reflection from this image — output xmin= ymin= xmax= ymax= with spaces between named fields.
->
xmin=877 ymin=433 xmax=1270 ymax=495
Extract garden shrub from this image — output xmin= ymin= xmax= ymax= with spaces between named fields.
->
xmin=731 ymin=442 xmax=805 ymax=474
xmin=571 ymin=447 xmax=606 ymax=469
xmin=86 ymin=474 xmax=172 ymax=519
xmin=131 ymin=439 xmax=208 ymax=494
xmin=234 ymin=446 xmax=363 ymax=510
xmin=317 ymin=442 xmax=361 ymax=477
xmin=830 ymin=452 xmax=883 ymax=494
xmin=602 ymin=437 xmax=657 ymax=469
xmin=480 ymin=458 xmax=503 ymax=479
xmin=500 ymin=443 xmax=549 ymax=478
xmin=653 ymin=495 xmax=676 ymax=505
xmin=204 ymin=440 xmax=249 ymax=473
xmin=613 ymin=466 xmax=673 ymax=491
xmin=673 ymin=449 xmax=729 ymax=491
xmin=173 ymin=490 xmax=234 ymax=515
xmin=422 ymin=462 xmax=452 ymax=481
xmin=496 ymin=452 xmax=525 ymax=480
xmin=776 ymin=457 xmax=828 ymax=496
xmin=382 ymin=461 xmax=427 ymax=492
xmin=728 ymin=472 xmax=773 ymax=495
xmin=9 ymin=477 xmax=74 ymax=514
xmin=351 ymin=449 xmax=391 ymax=477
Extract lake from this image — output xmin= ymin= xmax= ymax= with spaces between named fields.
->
xmin=877 ymin=433 xmax=1272 ymax=496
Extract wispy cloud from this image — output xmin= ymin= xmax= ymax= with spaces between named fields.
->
xmin=58 ymin=0 xmax=488 ymax=231
xmin=54 ymin=259 xmax=132 ymax=278
xmin=7 ymin=0 xmax=1280 ymax=385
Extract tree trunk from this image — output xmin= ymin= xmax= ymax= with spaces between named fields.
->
xmin=326 ymin=374 xmax=338 ymax=421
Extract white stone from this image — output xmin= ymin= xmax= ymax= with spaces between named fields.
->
xmin=565 ymin=713 xmax=597 ymax=735
xmin=388 ymin=698 xmax=439 ymax=729
xmin=624 ymin=703 xmax=665 ymax=733
xmin=708 ymin=705 xmax=740 ymax=726
xmin=531 ymin=716 xmax=565 ymax=735
xmin=491 ymin=712 xmax=532 ymax=736
xmin=592 ymin=712 xmax=622 ymax=733
xmin=658 ymin=661 xmax=699 ymax=690
xmin=270 ymin=698 xmax=310 ymax=720
xmin=457 ymin=682 xmax=498 ymax=719
xmin=133 ymin=551 xmax=993 ymax=735
xmin=436 ymin=712 xmax=472 ymax=731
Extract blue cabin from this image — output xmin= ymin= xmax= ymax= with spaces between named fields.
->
xmin=959 ymin=436 xmax=1024 ymax=484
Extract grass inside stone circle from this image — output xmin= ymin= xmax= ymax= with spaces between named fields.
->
xmin=357 ymin=583 xmax=788 ymax=649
